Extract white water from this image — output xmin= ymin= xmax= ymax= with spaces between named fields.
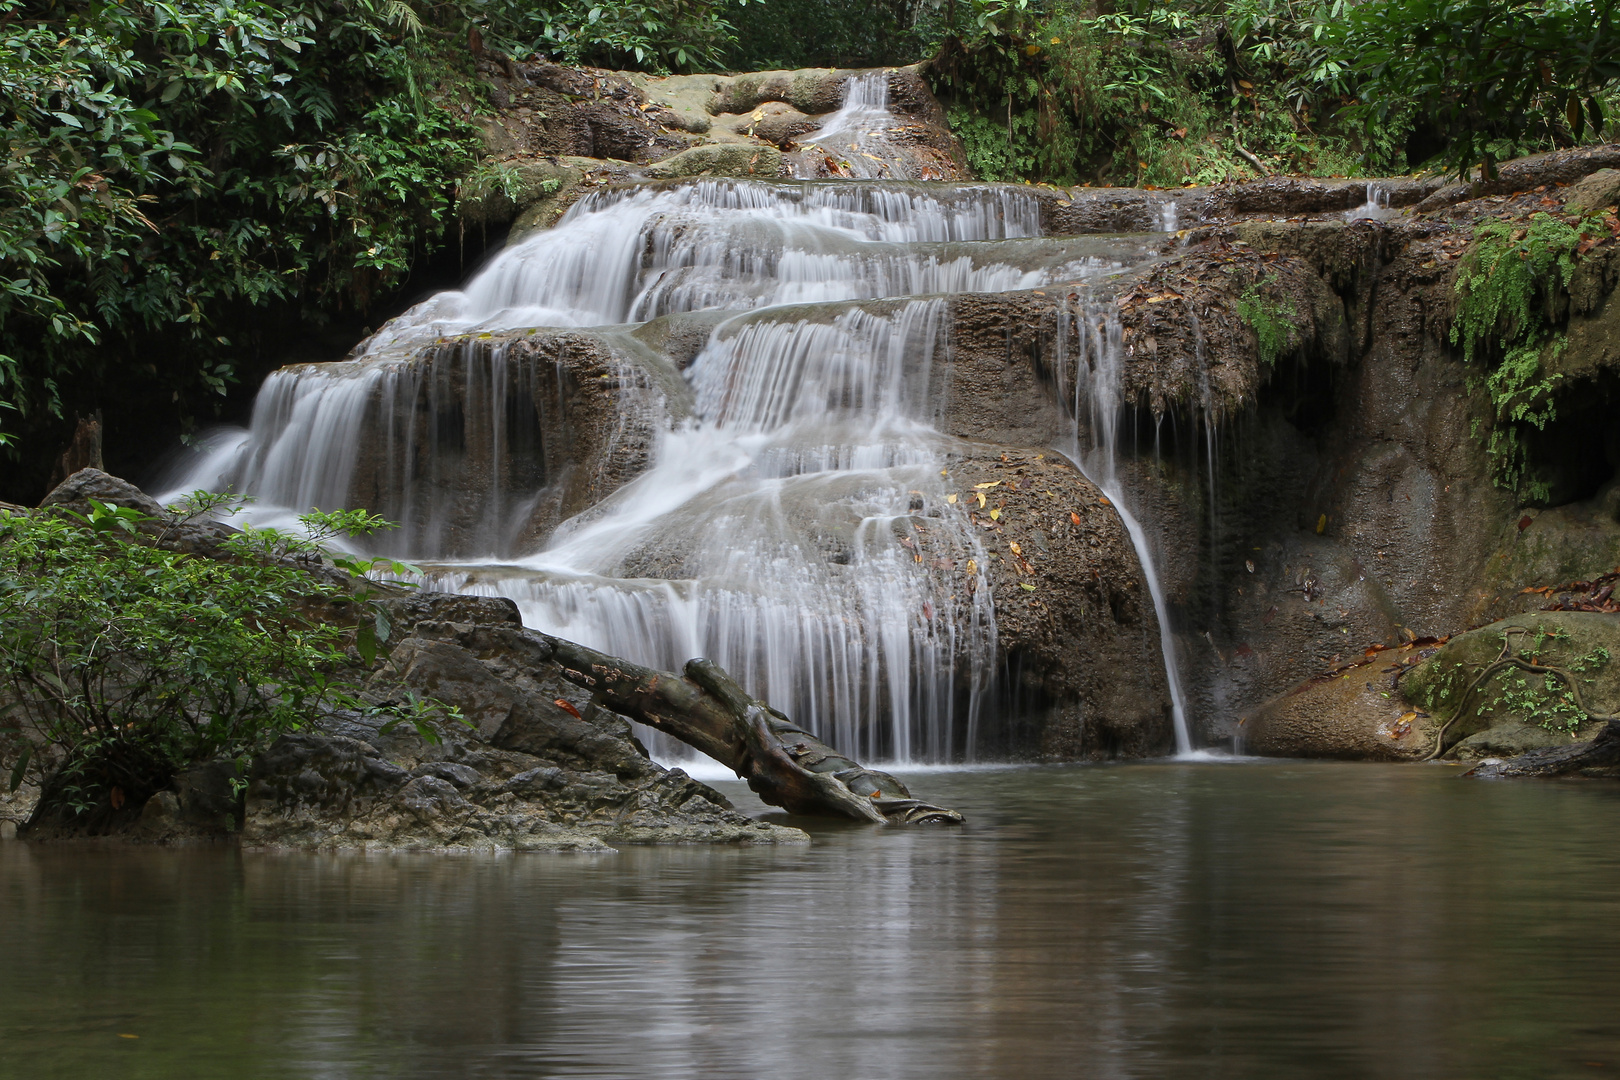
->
xmin=1052 ymin=292 xmax=1194 ymax=755
xmin=793 ymin=72 xmax=915 ymax=179
xmin=163 ymin=73 xmax=1195 ymax=763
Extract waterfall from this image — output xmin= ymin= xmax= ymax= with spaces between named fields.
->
xmin=162 ymin=73 xmax=1189 ymax=763
xmin=1053 ymin=293 xmax=1195 ymax=755
xmin=793 ymin=72 xmax=913 ymax=179
xmin=424 ymin=300 xmax=1000 ymax=763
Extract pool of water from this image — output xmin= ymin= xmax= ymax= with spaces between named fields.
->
xmin=3 ymin=761 xmax=1618 ymax=1079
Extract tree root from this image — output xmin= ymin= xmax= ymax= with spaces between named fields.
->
xmin=1424 ymin=626 xmax=1620 ymax=761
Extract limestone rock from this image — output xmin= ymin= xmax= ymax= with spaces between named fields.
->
xmin=939 ymin=445 xmax=1176 ymax=759
xmin=1563 ymin=168 xmax=1620 ymax=216
xmin=646 ymin=143 xmax=784 ymax=179
xmin=1243 ymin=646 xmax=1439 ymax=761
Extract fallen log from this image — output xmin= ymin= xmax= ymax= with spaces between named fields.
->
xmin=543 ymin=636 xmax=964 ymax=824
xmin=1465 ymin=720 xmax=1620 ymax=779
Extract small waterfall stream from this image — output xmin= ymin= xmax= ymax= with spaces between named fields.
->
xmin=1052 ymin=295 xmax=1194 ymax=755
xmin=165 ymin=75 xmax=1197 ymax=762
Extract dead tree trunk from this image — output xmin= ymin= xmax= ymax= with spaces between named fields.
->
xmin=1465 ymin=720 xmax=1620 ymax=779
xmin=544 ymin=637 xmax=964 ymax=824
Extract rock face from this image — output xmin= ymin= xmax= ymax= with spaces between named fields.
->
xmin=240 ymin=593 xmax=805 ymax=850
xmin=312 ymin=329 xmax=690 ymax=560
xmin=938 ymin=446 xmax=1174 ymax=758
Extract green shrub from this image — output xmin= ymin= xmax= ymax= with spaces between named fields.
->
xmin=0 ymin=497 xmax=455 ymax=824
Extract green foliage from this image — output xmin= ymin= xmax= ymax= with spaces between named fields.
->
xmin=1479 ymin=626 xmax=1611 ymax=734
xmin=1236 ymin=273 xmax=1296 ymax=366
xmin=723 ymin=0 xmax=930 ymax=68
xmin=1340 ymin=0 xmax=1620 ymax=178
xmin=478 ymin=0 xmax=754 ymax=72
xmin=0 ymin=0 xmax=481 ymax=465
xmin=930 ymin=0 xmax=1413 ymax=187
xmin=0 ymin=497 xmax=458 ymax=819
xmin=1451 ymin=212 xmax=1600 ymax=500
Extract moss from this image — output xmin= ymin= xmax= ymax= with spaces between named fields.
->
xmin=1452 ymin=212 xmax=1605 ymax=501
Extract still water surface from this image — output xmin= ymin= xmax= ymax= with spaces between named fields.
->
xmin=3 ymin=762 xmax=1618 ymax=1080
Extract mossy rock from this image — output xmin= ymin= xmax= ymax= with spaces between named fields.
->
xmin=1563 ymin=168 xmax=1620 ymax=216
xmin=645 ymin=144 xmax=783 ymax=179
xmin=1402 ymin=612 xmax=1620 ymax=754
xmin=458 ymin=160 xmax=584 ymax=227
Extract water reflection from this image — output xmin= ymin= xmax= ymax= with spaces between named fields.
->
xmin=2 ymin=763 xmax=1618 ymax=1079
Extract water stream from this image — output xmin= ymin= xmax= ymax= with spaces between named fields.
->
xmin=162 ymin=76 xmax=1192 ymax=762
xmin=5 ymin=764 xmax=1619 ymax=1078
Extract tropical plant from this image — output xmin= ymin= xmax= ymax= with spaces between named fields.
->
xmin=0 ymin=496 xmax=458 ymax=826
xmin=1340 ymin=0 xmax=1620 ymax=177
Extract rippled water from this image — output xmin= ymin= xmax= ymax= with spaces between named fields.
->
xmin=3 ymin=763 xmax=1618 ymax=1080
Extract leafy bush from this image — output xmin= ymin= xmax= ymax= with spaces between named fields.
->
xmin=0 ymin=497 xmax=454 ymax=825
xmin=0 ymin=0 xmax=480 ymax=483
xmin=1340 ymin=0 xmax=1620 ymax=178
xmin=930 ymin=0 xmax=1411 ymax=187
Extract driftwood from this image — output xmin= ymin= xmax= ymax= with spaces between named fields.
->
xmin=1465 ymin=720 xmax=1620 ymax=779
xmin=543 ymin=636 xmax=964 ymax=824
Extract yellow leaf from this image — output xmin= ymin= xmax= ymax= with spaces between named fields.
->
xmin=966 ymin=559 xmax=978 ymax=575
xmin=1020 ymin=582 xmax=1036 ymax=591
xmin=989 ymin=508 xmax=1001 ymax=521
xmin=1316 ymin=513 xmax=1328 ymax=534
xmin=946 ymin=493 xmax=958 ymax=504
xmin=974 ymin=481 xmax=1002 ymax=489
xmin=977 ymin=492 xmax=987 ymax=509
xmin=1238 ymin=79 xmax=1254 ymax=89
xmin=1009 ymin=542 xmax=1022 ymax=555
xmin=1025 ymin=44 xmax=1041 ymax=55
xmin=750 ymin=108 xmax=765 ymax=122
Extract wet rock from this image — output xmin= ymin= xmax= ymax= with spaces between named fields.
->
xmin=241 ymin=720 xmax=804 ymax=851
xmin=138 ymin=790 xmax=180 ymax=830
xmin=37 ymin=468 xmax=241 ymax=559
xmin=646 ymin=143 xmax=784 ymax=179
xmin=1245 ymin=655 xmax=1438 ymax=761
xmin=338 ymin=329 xmax=692 ymax=558
xmin=1452 ymin=722 xmax=1574 ymax=761
xmin=938 ymin=445 xmax=1175 ymax=759
xmin=175 ymin=760 xmax=242 ymax=829
xmin=1563 ymin=168 xmax=1620 ymax=216
xmin=1466 ymin=719 xmax=1620 ymax=778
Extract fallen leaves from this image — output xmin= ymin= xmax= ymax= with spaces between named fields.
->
xmin=554 ymin=698 xmax=582 ymax=719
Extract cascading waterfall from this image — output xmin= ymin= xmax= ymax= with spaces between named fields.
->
xmin=163 ymin=74 xmax=1190 ymax=763
xmin=793 ymin=72 xmax=913 ymax=179
xmin=1052 ymin=292 xmax=1195 ymax=755
xmin=432 ymin=301 xmax=1000 ymax=763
